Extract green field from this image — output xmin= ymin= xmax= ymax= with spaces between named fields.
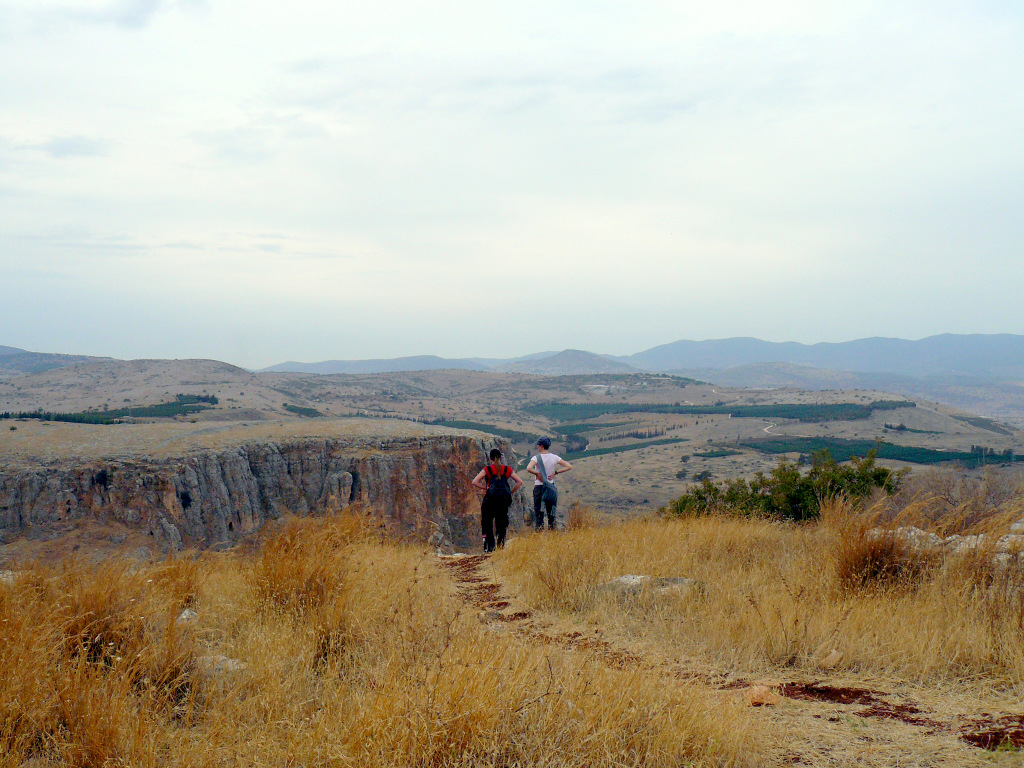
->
xmin=554 ymin=421 xmax=634 ymax=435
xmin=741 ymin=437 xmax=1021 ymax=468
xmin=530 ymin=400 xmax=915 ymax=424
xmin=0 ymin=394 xmax=217 ymax=424
xmin=427 ymin=420 xmax=542 ymax=444
xmin=283 ymin=403 xmax=324 ymax=418
xmin=692 ymin=448 xmax=744 ymax=458
xmin=563 ymin=437 xmax=690 ymax=461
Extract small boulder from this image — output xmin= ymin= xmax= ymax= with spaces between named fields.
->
xmin=428 ymin=530 xmax=455 ymax=554
xmin=819 ymin=649 xmax=843 ymax=669
xmin=943 ymin=534 xmax=987 ymax=554
xmin=1011 ymin=520 xmax=1024 ymax=534
xmin=598 ymin=574 xmax=703 ymax=597
xmin=0 ymin=570 xmax=17 ymax=587
xmin=996 ymin=534 xmax=1024 ymax=552
xmin=744 ymin=685 xmax=780 ymax=706
xmin=867 ymin=526 xmax=942 ymax=551
xmin=177 ymin=608 xmax=199 ymax=624
xmin=197 ymin=654 xmax=248 ymax=680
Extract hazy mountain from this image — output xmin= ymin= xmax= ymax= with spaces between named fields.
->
xmin=260 ymin=355 xmax=491 ymax=374
xmin=495 ymin=349 xmax=640 ymax=375
xmin=678 ymin=361 xmax=1024 ymax=428
xmin=623 ymin=334 xmax=1024 ymax=379
xmin=0 ymin=350 xmax=112 ymax=379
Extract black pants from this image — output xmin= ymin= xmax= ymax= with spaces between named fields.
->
xmin=533 ymin=485 xmax=557 ymax=529
xmin=481 ymin=498 xmax=510 ymax=552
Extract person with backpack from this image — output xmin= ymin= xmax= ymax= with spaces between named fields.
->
xmin=526 ymin=437 xmax=572 ymax=530
xmin=471 ymin=448 xmax=524 ymax=553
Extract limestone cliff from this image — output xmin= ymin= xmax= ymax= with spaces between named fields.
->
xmin=0 ymin=434 xmax=527 ymax=551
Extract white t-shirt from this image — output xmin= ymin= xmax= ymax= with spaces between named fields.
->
xmin=532 ymin=453 xmax=562 ymax=486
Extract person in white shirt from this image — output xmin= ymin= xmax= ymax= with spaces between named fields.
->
xmin=526 ymin=437 xmax=573 ymax=529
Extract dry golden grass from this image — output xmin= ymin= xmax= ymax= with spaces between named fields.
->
xmin=0 ymin=513 xmax=762 ymax=767
xmin=494 ymin=500 xmax=1024 ymax=688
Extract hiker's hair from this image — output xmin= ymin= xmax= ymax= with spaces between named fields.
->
xmin=489 ymin=448 xmax=502 ymax=461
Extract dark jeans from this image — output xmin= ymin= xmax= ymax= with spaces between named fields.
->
xmin=481 ymin=498 xmax=510 ymax=552
xmin=533 ymin=485 xmax=558 ymax=529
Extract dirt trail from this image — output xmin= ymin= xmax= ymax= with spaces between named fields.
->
xmin=439 ymin=552 xmax=1024 ymax=767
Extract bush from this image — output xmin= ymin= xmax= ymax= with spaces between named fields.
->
xmin=250 ymin=515 xmax=365 ymax=614
xmin=662 ymin=449 xmax=904 ymax=521
xmin=565 ymin=500 xmax=597 ymax=531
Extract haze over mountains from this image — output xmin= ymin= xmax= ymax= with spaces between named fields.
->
xmin=259 ymin=334 xmax=1024 ymax=380
xmin=7 ymin=333 xmax=1024 ymax=381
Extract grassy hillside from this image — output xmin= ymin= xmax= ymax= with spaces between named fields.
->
xmin=0 ymin=514 xmax=759 ymax=767
xmin=5 ymin=472 xmax=1024 ymax=764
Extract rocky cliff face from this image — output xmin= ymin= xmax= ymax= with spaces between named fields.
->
xmin=0 ymin=434 xmax=526 ymax=551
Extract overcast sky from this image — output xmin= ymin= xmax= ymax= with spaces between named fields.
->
xmin=2 ymin=1 xmax=1022 ymax=368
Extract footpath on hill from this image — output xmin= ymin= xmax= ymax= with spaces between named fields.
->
xmin=438 ymin=550 xmax=1024 ymax=767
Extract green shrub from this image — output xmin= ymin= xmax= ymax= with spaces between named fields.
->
xmin=662 ymin=449 xmax=904 ymax=522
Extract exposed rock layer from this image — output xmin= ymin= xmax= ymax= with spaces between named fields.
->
xmin=0 ymin=434 xmax=523 ymax=550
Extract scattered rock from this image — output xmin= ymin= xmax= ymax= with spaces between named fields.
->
xmin=125 ymin=546 xmax=152 ymax=563
xmin=944 ymin=534 xmax=987 ymax=554
xmin=612 ymin=574 xmax=650 ymax=588
xmin=598 ymin=575 xmax=703 ymax=597
xmin=868 ymin=526 xmax=942 ymax=551
xmin=121 ymin=509 xmax=141 ymax=524
xmin=108 ymin=532 xmax=128 ymax=545
xmin=819 ymin=649 xmax=843 ymax=669
xmin=196 ymin=654 xmax=248 ymax=679
xmin=993 ymin=553 xmax=1017 ymax=569
xmin=897 ymin=526 xmax=943 ymax=550
xmin=428 ymin=530 xmax=455 ymax=554
xmin=158 ymin=517 xmax=184 ymax=553
xmin=1011 ymin=520 xmax=1024 ymax=534
xmin=996 ymin=534 xmax=1024 ymax=552
xmin=744 ymin=685 xmax=780 ymax=706
xmin=177 ymin=608 xmax=199 ymax=624
xmin=0 ymin=570 xmax=17 ymax=586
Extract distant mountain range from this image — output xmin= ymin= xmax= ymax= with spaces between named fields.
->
xmin=257 ymin=334 xmax=1024 ymax=380
xmin=617 ymin=334 xmax=1024 ymax=379
xmin=7 ymin=333 xmax=1024 ymax=382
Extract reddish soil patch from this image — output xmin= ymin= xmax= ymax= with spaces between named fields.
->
xmin=496 ymin=611 xmax=532 ymax=622
xmin=960 ymin=715 xmax=1024 ymax=750
xmin=782 ymin=682 xmax=945 ymax=730
xmin=859 ymin=702 xmax=941 ymax=729
xmin=781 ymin=682 xmax=881 ymax=707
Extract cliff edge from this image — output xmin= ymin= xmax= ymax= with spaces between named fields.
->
xmin=0 ymin=420 xmax=525 ymax=553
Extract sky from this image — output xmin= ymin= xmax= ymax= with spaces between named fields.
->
xmin=2 ymin=0 xmax=1023 ymax=368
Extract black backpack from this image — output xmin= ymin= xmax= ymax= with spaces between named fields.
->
xmin=484 ymin=465 xmax=513 ymax=505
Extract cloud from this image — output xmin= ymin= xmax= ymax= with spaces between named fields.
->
xmin=34 ymin=135 xmax=110 ymax=158
xmin=58 ymin=0 xmax=163 ymax=29
xmin=21 ymin=0 xmax=208 ymax=31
